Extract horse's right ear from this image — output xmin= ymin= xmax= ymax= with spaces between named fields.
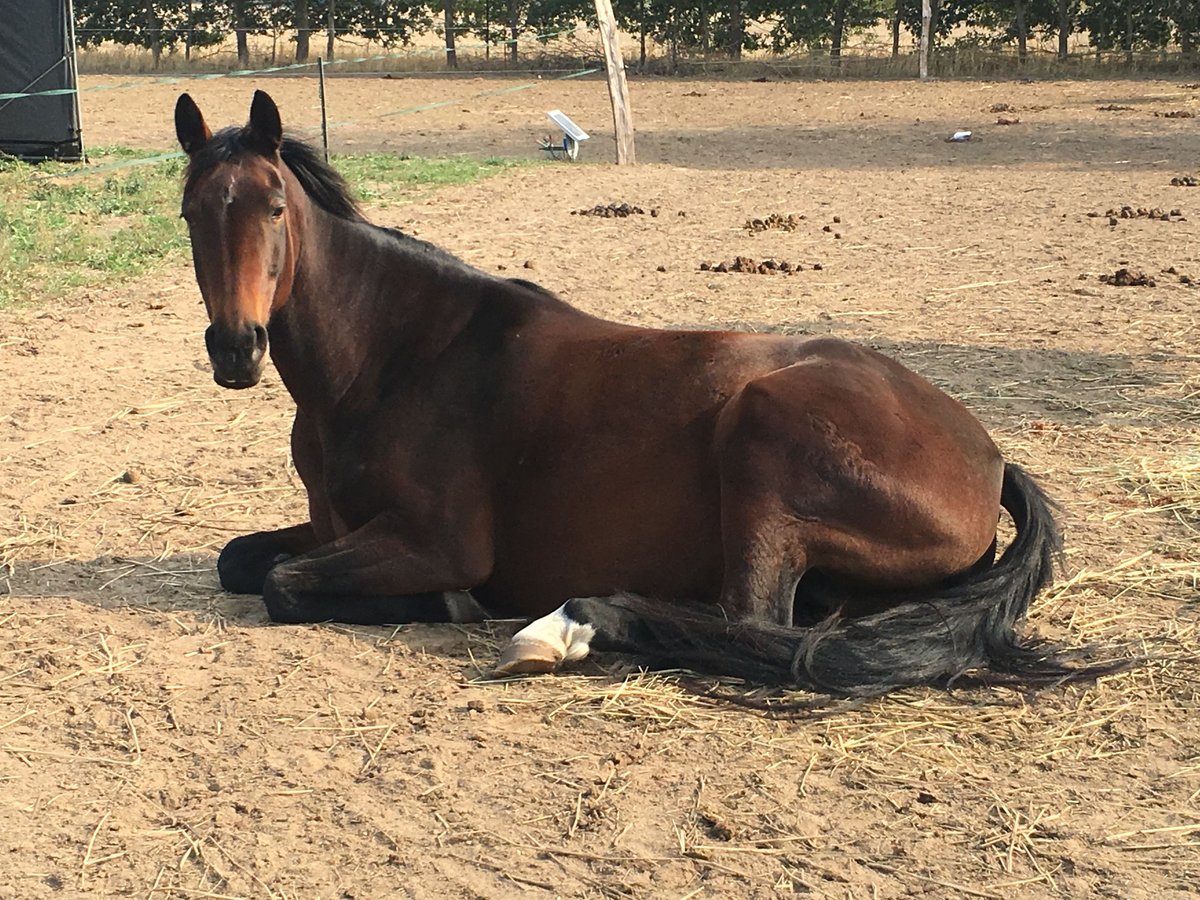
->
xmin=175 ymin=93 xmax=211 ymax=156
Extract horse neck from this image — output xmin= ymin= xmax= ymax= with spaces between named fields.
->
xmin=267 ymin=194 xmax=477 ymax=417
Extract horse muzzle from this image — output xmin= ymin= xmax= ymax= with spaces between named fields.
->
xmin=205 ymin=322 xmax=269 ymax=389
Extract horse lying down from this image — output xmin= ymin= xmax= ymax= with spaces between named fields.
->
xmin=175 ymin=90 xmax=1121 ymax=697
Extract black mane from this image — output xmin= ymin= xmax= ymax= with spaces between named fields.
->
xmin=184 ymin=127 xmax=364 ymax=222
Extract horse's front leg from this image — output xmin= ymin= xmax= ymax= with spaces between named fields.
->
xmin=261 ymin=512 xmax=493 ymax=625
xmin=218 ymin=410 xmax=336 ymax=595
xmin=218 ymin=522 xmax=322 ymax=594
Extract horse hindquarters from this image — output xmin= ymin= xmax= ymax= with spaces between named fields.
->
xmin=498 ymin=464 xmax=1093 ymax=693
xmin=711 ymin=359 xmax=1003 ymax=630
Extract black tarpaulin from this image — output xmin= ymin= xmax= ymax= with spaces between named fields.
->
xmin=0 ymin=0 xmax=83 ymax=161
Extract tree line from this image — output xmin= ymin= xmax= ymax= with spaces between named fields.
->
xmin=73 ymin=1 xmax=1200 ymax=70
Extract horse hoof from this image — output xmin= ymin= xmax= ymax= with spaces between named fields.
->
xmin=493 ymin=604 xmax=597 ymax=676
xmin=494 ymin=638 xmax=564 ymax=675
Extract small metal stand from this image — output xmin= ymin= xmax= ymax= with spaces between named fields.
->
xmin=539 ymin=110 xmax=589 ymax=161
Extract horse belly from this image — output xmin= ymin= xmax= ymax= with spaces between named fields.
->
xmin=482 ymin=451 xmax=724 ymax=615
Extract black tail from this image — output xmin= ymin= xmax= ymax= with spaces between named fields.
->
xmin=568 ymin=464 xmax=1125 ymax=696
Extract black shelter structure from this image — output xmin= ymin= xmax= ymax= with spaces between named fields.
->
xmin=0 ymin=0 xmax=83 ymax=161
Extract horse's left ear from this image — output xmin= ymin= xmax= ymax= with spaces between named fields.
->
xmin=246 ymin=90 xmax=283 ymax=156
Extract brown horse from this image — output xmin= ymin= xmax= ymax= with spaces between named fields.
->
xmin=175 ymin=90 xmax=1095 ymax=696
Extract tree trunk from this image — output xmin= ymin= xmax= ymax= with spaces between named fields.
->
xmin=507 ymin=0 xmax=519 ymax=64
xmin=296 ymin=0 xmax=310 ymax=62
xmin=669 ymin=9 xmax=678 ymax=74
xmin=1057 ymin=0 xmax=1069 ymax=60
xmin=444 ymin=0 xmax=458 ymax=68
xmin=832 ymin=0 xmax=847 ymax=67
xmin=727 ymin=0 xmax=742 ymax=60
xmin=1014 ymin=0 xmax=1027 ymax=63
xmin=185 ymin=0 xmax=193 ymax=62
xmin=891 ymin=0 xmax=901 ymax=58
xmin=699 ymin=0 xmax=709 ymax=55
xmin=234 ymin=0 xmax=250 ymax=66
xmin=148 ymin=4 xmax=162 ymax=69
xmin=1124 ymin=3 xmax=1134 ymax=65
xmin=638 ymin=0 xmax=646 ymax=69
xmin=327 ymin=0 xmax=336 ymax=59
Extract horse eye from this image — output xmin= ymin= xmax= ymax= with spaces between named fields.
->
xmin=271 ymin=205 xmax=286 ymax=220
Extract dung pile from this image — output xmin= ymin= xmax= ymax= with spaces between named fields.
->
xmin=700 ymin=256 xmax=820 ymax=275
xmin=1099 ymin=268 xmax=1155 ymax=287
xmin=572 ymin=202 xmax=658 ymax=218
xmin=1096 ymin=205 xmax=1184 ymax=222
xmin=743 ymin=213 xmax=804 ymax=233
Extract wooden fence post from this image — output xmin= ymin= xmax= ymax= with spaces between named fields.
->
xmin=593 ymin=0 xmax=636 ymax=165
xmin=919 ymin=0 xmax=932 ymax=80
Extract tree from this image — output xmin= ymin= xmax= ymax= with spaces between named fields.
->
xmin=443 ymin=0 xmax=459 ymax=67
xmin=296 ymin=0 xmax=312 ymax=61
xmin=748 ymin=0 xmax=885 ymax=61
xmin=1168 ymin=0 xmax=1199 ymax=56
xmin=74 ymin=0 xmax=227 ymax=68
xmin=1080 ymin=0 xmax=1172 ymax=64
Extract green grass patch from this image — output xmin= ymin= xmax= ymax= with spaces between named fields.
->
xmin=0 ymin=149 xmax=531 ymax=309
xmin=334 ymin=155 xmax=529 ymax=205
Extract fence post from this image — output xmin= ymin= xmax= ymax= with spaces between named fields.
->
xmin=919 ymin=0 xmax=931 ymax=79
xmin=318 ymin=57 xmax=330 ymax=163
xmin=593 ymin=0 xmax=636 ymax=165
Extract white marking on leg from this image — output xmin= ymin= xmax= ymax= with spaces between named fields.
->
xmin=495 ymin=603 xmax=596 ymax=674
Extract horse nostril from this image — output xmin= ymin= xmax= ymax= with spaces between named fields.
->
xmin=253 ymin=324 xmax=268 ymax=354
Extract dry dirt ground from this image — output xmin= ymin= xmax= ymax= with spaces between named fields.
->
xmin=2 ymin=73 xmax=1199 ymax=898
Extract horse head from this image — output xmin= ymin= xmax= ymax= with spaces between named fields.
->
xmin=175 ymin=90 xmax=298 ymax=389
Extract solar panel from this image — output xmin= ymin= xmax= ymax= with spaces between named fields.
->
xmin=546 ymin=110 xmax=589 ymax=143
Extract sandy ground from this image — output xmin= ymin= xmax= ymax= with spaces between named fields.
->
xmin=2 ymin=73 xmax=1199 ymax=898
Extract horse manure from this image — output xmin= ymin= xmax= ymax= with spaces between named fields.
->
xmin=822 ymin=225 xmax=833 ymax=233
xmin=1099 ymin=268 xmax=1155 ymax=287
xmin=1154 ymin=110 xmax=1195 ymax=118
xmin=1163 ymin=266 xmax=1196 ymax=286
xmin=990 ymin=102 xmax=1015 ymax=113
xmin=523 ymin=259 xmax=536 ymax=269
xmin=996 ymin=116 xmax=1021 ymax=125
xmin=743 ymin=212 xmax=803 ymax=233
xmin=656 ymin=264 xmax=667 ymax=272
xmin=1097 ymin=104 xmax=1135 ymax=111
xmin=1171 ymin=175 xmax=1199 ymax=187
xmin=700 ymin=256 xmax=808 ymax=275
xmin=1101 ymin=205 xmax=1185 ymax=222
xmin=832 ymin=215 xmax=841 ymax=224
xmin=572 ymin=202 xmax=646 ymax=218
